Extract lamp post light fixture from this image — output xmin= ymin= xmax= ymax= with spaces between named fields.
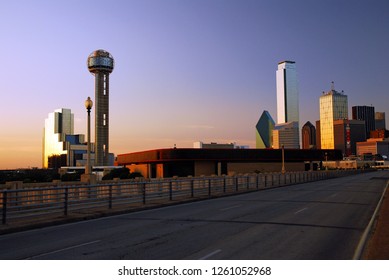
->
xmin=85 ymin=97 xmax=93 ymax=175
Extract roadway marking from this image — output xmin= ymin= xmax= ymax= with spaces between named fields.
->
xmin=199 ymin=249 xmax=222 ymax=260
xmin=294 ymin=207 xmax=308 ymax=214
xmin=25 ymin=240 xmax=101 ymax=259
xmin=331 ymin=193 xmax=338 ymax=198
xmin=220 ymin=205 xmax=241 ymax=211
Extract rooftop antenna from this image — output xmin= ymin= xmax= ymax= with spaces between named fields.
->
xmin=331 ymin=81 xmax=335 ymax=91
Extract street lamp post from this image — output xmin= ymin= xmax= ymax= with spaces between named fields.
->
xmin=281 ymin=145 xmax=286 ymax=174
xmin=85 ymin=97 xmax=93 ymax=175
xmin=325 ymin=152 xmax=328 ymax=171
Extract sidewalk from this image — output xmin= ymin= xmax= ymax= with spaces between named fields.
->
xmin=363 ymin=182 xmax=389 ymax=259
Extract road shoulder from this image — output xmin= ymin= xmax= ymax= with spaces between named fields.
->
xmin=363 ymin=182 xmax=389 ymax=259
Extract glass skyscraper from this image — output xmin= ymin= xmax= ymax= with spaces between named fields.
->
xmin=319 ymin=84 xmax=348 ymax=149
xmin=256 ymin=110 xmax=275 ymax=148
xmin=276 ymin=61 xmax=299 ymax=124
xmin=276 ymin=61 xmax=300 ymax=148
xmin=352 ymin=105 xmax=375 ymax=138
xmin=42 ymin=109 xmax=74 ymax=168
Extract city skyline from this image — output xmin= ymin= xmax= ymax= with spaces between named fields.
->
xmin=1 ymin=0 xmax=388 ymax=169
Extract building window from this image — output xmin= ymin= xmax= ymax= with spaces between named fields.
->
xmin=103 ymin=75 xmax=107 ymax=96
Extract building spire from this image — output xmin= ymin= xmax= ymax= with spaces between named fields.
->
xmin=331 ymin=81 xmax=335 ymax=91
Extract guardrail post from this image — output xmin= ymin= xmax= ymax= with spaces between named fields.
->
xmin=264 ymin=174 xmax=267 ymax=187
xmin=109 ymin=185 xmax=113 ymax=209
xmin=142 ymin=183 xmax=146 ymax=204
xmin=191 ymin=179 xmax=194 ymax=198
xmin=64 ymin=187 xmax=68 ymax=216
xmin=169 ymin=181 xmax=173 ymax=201
xmin=223 ymin=176 xmax=226 ymax=193
xmin=256 ymin=174 xmax=259 ymax=189
xmin=247 ymin=176 xmax=250 ymax=190
xmin=235 ymin=177 xmax=239 ymax=192
xmin=2 ymin=191 xmax=7 ymax=225
xmin=208 ymin=179 xmax=211 ymax=197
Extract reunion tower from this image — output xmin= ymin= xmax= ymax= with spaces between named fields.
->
xmin=87 ymin=49 xmax=114 ymax=166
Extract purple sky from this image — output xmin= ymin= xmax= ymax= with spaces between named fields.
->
xmin=0 ymin=0 xmax=388 ymax=169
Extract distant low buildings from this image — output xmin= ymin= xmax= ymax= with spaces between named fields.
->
xmin=357 ymin=138 xmax=389 ymax=158
xmin=194 ymin=141 xmax=249 ymax=149
xmin=370 ymin=129 xmax=389 ymax=139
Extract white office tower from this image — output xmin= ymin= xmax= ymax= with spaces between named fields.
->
xmin=276 ymin=61 xmax=299 ymax=147
xmin=276 ymin=61 xmax=299 ymax=124
xmin=42 ymin=109 xmax=74 ymax=168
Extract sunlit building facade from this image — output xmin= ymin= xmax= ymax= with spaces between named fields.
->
xmin=319 ymin=85 xmax=348 ymax=149
xmin=42 ymin=109 xmax=96 ymax=168
xmin=333 ymin=119 xmax=366 ymax=156
xmin=357 ymin=138 xmax=389 ymax=158
xmin=272 ymin=122 xmax=299 ymax=149
xmin=375 ymin=112 xmax=386 ymax=130
xmin=42 ymin=109 xmax=74 ymax=168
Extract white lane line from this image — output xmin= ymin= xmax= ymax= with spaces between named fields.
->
xmin=199 ymin=249 xmax=222 ymax=260
xmin=26 ymin=240 xmax=101 ymax=259
xmin=220 ymin=205 xmax=241 ymax=211
xmin=331 ymin=193 xmax=337 ymax=198
xmin=294 ymin=207 xmax=308 ymax=214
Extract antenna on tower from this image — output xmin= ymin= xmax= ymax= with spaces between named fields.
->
xmin=331 ymin=81 xmax=335 ymax=91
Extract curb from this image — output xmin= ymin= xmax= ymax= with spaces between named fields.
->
xmin=352 ymin=179 xmax=389 ymax=259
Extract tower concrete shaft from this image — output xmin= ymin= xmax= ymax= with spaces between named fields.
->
xmin=95 ymin=72 xmax=109 ymax=166
xmin=87 ymin=49 xmax=114 ymax=167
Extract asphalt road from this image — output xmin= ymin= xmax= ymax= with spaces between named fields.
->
xmin=0 ymin=171 xmax=387 ymax=260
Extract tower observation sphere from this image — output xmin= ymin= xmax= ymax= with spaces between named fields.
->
xmin=87 ymin=49 xmax=114 ymax=166
xmin=87 ymin=49 xmax=114 ymax=73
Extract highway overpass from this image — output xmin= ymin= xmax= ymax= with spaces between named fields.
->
xmin=0 ymin=171 xmax=387 ymax=260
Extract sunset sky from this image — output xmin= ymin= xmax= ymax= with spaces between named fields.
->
xmin=0 ymin=0 xmax=388 ymax=169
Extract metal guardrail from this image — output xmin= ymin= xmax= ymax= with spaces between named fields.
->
xmin=0 ymin=170 xmax=371 ymax=225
